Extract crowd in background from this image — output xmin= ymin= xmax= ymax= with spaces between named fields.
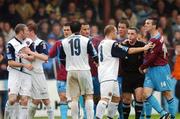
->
xmin=0 ymin=0 xmax=179 ymax=117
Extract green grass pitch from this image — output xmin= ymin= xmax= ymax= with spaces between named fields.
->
xmin=34 ymin=113 xmax=180 ymax=119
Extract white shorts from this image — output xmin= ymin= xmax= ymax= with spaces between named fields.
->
xmin=66 ymin=70 xmax=93 ymax=98
xmin=31 ymin=72 xmax=49 ymax=99
xmin=8 ymin=69 xmax=32 ymax=96
xmin=100 ymin=80 xmax=119 ymax=100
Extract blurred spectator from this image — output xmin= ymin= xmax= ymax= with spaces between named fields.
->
xmin=64 ymin=2 xmax=80 ymax=20
xmin=135 ymin=2 xmax=152 ymax=27
xmin=49 ymin=23 xmax=62 ymax=40
xmin=84 ymin=8 xmax=96 ymax=25
xmin=15 ymin=0 xmax=35 ymax=22
xmin=4 ymin=2 xmax=23 ymax=28
xmin=114 ymin=8 xmax=127 ymax=23
xmin=0 ymin=0 xmax=7 ymax=21
xmin=38 ymin=20 xmax=50 ymax=41
xmin=59 ymin=16 xmax=68 ymax=26
xmin=172 ymin=14 xmax=180 ymax=33
xmin=108 ymin=18 xmax=117 ymax=26
xmin=159 ymin=15 xmax=174 ymax=47
xmin=31 ymin=0 xmax=41 ymax=12
xmin=79 ymin=17 xmax=86 ymax=24
xmin=32 ymin=3 xmax=48 ymax=23
xmin=0 ymin=35 xmax=8 ymax=118
xmin=48 ymin=10 xmax=59 ymax=26
xmin=171 ymin=0 xmax=180 ymax=13
xmin=138 ymin=25 xmax=149 ymax=43
xmin=124 ymin=8 xmax=138 ymax=27
xmin=46 ymin=0 xmax=61 ymax=19
xmin=152 ymin=0 xmax=171 ymax=16
xmin=90 ymin=24 xmax=101 ymax=37
xmin=91 ymin=0 xmax=103 ymax=24
xmin=0 ymin=35 xmax=8 ymax=79
xmin=170 ymin=9 xmax=179 ymax=25
xmin=173 ymin=30 xmax=180 ymax=43
xmin=2 ymin=21 xmax=15 ymax=43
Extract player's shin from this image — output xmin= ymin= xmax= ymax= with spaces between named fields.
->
xmin=71 ymin=100 xmax=79 ymax=119
xmin=107 ymin=101 xmax=119 ymax=118
xmin=60 ymin=101 xmax=68 ymax=119
xmin=46 ymin=104 xmax=54 ymax=119
xmin=135 ymin=101 xmax=143 ymax=119
xmin=85 ymin=99 xmax=94 ymax=119
xmin=122 ymin=103 xmax=131 ymax=119
xmin=28 ymin=102 xmax=37 ymax=119
xmin=4 ymin=101 xmax=14 ymax=119
xmin=96 ymin=100 xmax=108 ymax=119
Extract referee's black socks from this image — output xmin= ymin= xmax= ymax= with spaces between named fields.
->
xmin=122 ymin=103 xmax=131 ymax=119
xmin=135 ymin=101 xmax=143 ymax=119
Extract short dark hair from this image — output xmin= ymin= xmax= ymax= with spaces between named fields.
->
xmin=128 ymin=27 xmax=139 ymax=33
xmin=14 ymin=24 xmax=27 ymax=34
xmin=64 ymin=23 xmax=71 ymax=27
xmin=81 ymin=22 xmax=89 ymax=26
xmin=146 ymin=17 xmax=159 ymax=29
xmin=70 ymin=21 xmax=81 ymax=33
xmin=118 ymin=20 xmax=129 ymax=28
xmin=27 ymin=22 xmax=38 ymax=34
xmin=104 ymin=25 xmax=115 ymax=36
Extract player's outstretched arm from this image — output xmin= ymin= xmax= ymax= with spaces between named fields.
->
xmin=128 ymin=42 xmax=153 ymax=54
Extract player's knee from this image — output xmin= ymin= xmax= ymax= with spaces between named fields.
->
xmin=93 ymin=95 xmax=101 ymax=105
xmin=162 ymin=91 xmax=173 ymax=100
xmin=85 ymin=94 xmax=93 ymax=100
xmin=59 ymin=93 xmax=67 ymax=102
xmin=42 ymin=99 xmax=50 ymax=105
xmin=111 ymin=96 xmax=120 ymax=103
xmin=20 ymin=96 xmax=29 ymax=105
xmin=100 ymin=97 xmax=110 ymax=103
xmin=135 ymin=94 xmax=143 ymax=102
xmin=32 ymin=99 xmax=41 ymax=105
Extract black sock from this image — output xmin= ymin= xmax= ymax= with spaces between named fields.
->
xmin=122 ymin=103 xmax=131 ymax=119
xmin=135 ymin=101 xmax=143 ymax=119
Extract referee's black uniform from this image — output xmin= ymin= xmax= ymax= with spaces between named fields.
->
xmin=121 ymin=40 xmax=145 ymax=93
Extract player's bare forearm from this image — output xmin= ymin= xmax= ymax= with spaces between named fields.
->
xmin=30 ymin=51 xmax=48 ymax=61
xmin=128 ymin=47 xmax=145 ymax=54
xmin=8 ymin=60 xmax=24 ymax=68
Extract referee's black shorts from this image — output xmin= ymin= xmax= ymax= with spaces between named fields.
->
xmin=122 ymin=73 xmax=145 ymax=93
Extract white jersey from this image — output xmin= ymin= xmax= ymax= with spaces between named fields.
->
xmin=98 ymin=39 xmax=120 ymax=82
xmin=21 ymin=38 xmax=34 ymax=73
xmin=62 ymin=34 xmax=96 ymax=71
xmin=32 ymin=37 xmax=48 ymax=73
xmin=6 ymin=37 xmax=27 ymax=71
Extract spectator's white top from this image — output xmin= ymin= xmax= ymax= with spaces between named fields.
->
xmin=98 ymin=39 xmax=119 ymax=82
xmin=62 ymin=34 xmax=91 ymax=71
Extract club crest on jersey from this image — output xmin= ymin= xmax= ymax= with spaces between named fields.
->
xmin=26 ymin=41 xmax=30 ymax=46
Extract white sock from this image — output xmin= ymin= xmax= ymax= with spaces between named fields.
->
xmin=85 ymin=99 xmax=94 ymax=119
xmin=28 ymin=102 xmax=37 ymax=119
xmin=96 ymin=100 xmax=108 ymax=119
xmin=71 ymin=100 xmax=79 ymax=119
xmin=19 ymin=105 xmax=28 ymax=119
xmin=46 ymin=105 xmax=54 ymax=119
xmin=107 ymin=102 xmax=119 ymax=118
xmin=4 ymin=101 xmax=14 ymax=119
